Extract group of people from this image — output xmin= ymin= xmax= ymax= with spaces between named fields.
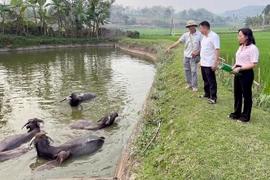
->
xmin=165 ymin=20 xmax=259 ymax=123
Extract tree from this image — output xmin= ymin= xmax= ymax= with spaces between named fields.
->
xmin=262 ymin=4 xmax=270 ymax=27
xmin=9 ymin=0 xmax=28 ymax=35
xmin=0 ymin=3 xmax=12 ymax=33
xmin=109 ymin=4 xmax=125 ymax=23
xmin=179 ymin=10 xmax=188 ymax=20
xmin=86 ymin=0 xmax=113 ymax=38
xmin=27 ymin=0 xmax=38 ymax=25
xmin=64 ymin=0 xmax=88 ymax=37
xmin=263 ymin=4 xmax=270 ymax=15
xmin=141 ymin=7 xmax=152 ymax=17
xmin=45 ymin=0 xmax=67 ymax=34
xmin=73 ymin=0 xmax=87 ymax=31
xmin=164 ymin=8 xmax=172 ymax=19
xmin=122 ymin=15 xmax=129 ymax=24
xmin=35 ymin=0 xmax=49 ymax=35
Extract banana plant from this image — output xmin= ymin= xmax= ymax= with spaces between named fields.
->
xmin=27 ymin=0 xmax=38 ymax=25
xmin=0 ymin=3 xmax=12 ymax=33
xmin=9 ymin=0 xmax=28 ymax=34
xmin=86 ymin=0 xmax=113 ymax=38
xmin=45 ymin=0 xmax=67 ymax=34
xmin=74 ymin=0 xmax=87 ymax=30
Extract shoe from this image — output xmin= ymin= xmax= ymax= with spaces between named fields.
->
xmin=237 ymin=116 xmax=249 ymax=123
xmin=228 ymin=113 xmax=240 ymax=120
xmin=185 ymin=86 xmax=192 ymax=89
xmin=192 ymin=88 xmax=198 ymax=92
xmin=208 ymin=99 xmax=216 ymax=104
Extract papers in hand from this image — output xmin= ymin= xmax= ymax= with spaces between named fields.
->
xmin=218 ymin=64 xmax=241 ymax=76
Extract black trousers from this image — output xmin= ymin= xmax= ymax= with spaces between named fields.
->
xmin=233 ymin=69 xmax=254 ymax=121
xmin=201 ymin=66 xmax=217 ymax=100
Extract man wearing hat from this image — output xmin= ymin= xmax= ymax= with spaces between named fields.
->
xmin=165 ymin=20 xmax=202 ymax=92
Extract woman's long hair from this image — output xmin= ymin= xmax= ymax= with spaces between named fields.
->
xmin=238 ymin=28 xmax=256 ymax=46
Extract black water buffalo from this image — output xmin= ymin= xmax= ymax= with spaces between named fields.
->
xmin=60 ymin=92 xmax=96 ymax=107
xmin=69 ymin=112 xmax=119 ymax=130
xmin=0 ymin=118 xmax=44 ymax=152
xmin=30 ymin=132 xmax=105 ymax=163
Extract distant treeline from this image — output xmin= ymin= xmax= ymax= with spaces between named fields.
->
xmin=109 ymin=5 xmax=238 ymax=28
xmin=244 ymin=4 xmax=270 ymax=28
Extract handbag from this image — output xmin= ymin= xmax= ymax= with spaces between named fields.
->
xmin=189 ymin=33 xmax=200 ymax=63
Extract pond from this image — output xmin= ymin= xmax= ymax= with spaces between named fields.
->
xmin=0 ymin=47 xmax=156 ymax=180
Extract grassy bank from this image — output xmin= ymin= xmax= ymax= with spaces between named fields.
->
xmin=0 ymin=34 xmax=116 ymax=49
xmin=119 ymin=38 xmax=270 ymax=179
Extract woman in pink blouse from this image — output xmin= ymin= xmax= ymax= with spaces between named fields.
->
xmin=229 ymin=28 xmax=259 ymax=122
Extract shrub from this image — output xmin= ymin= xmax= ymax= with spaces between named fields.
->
xmin=126 ymin=30 xmax=140 ymax=39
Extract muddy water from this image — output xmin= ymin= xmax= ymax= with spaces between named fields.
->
xmin=0 ymin=47 xmax=156 ymax=180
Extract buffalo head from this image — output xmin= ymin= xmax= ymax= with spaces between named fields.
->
xmin=97 ymin=112 xmax=119 ymax=126
xmin=22 ymin=118 xmax=44 ymax=132
xmin=29 ymin=132 xmax=54 ymax=150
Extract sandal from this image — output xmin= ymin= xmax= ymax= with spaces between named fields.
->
xmin=208 ymin=99 xmax=216 ymax=104
xmin=236 ymin=120 xmax=249 ymax=123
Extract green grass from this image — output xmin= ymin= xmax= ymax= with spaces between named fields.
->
xmin=121 ymin=28 xmax=184 ymax=36
xmin=140 ymin=35 xmax=179 ymax=41
xmin=119 ymin=38 xmax=270 ymax=179
xmin=124 ymin=27 xmax=237 ymax=36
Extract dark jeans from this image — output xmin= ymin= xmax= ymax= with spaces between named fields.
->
xmin=232 ymin=69 xmax=254 ymax=122
xmin=201 ymin=66 xmax=217 ymax=100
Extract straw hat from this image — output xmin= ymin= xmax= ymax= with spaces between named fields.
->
xmin=186 ymin=20 xmax=197 ymax=28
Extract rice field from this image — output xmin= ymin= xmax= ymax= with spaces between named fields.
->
xmin=123 ymin=27 xmax=235 ymax=36
xmin=137 ymin=29 xmax=270 ymax=93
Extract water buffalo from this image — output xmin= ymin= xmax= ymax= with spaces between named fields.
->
xmin=69 ymin=112 xmax=119 ymax=130
xmin=29 ymin=132 xmax=105 ymax=162
xmin=0 ymin=147 xmax=30 ymax=162
xmin=0 ymin=118 xmax=44 ymax=152
xmin=60 ymin=92 xmax=96 ymax=107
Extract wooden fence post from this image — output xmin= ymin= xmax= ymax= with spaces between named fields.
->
xmin=258 ymin=67 xmax=261 ymax=92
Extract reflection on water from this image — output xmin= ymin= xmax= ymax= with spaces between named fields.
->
xmin=0 ymin=47 xmax=156 ymax=179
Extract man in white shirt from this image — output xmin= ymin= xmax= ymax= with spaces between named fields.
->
xmin=165 ymin=20 xmax=202 ymax=92
xmin=199 ymin=21 xmax=220 ymax=104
